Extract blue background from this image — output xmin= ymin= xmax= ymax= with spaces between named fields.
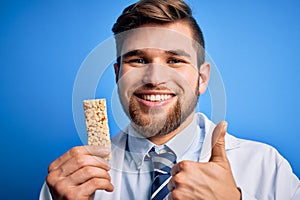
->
xmin=1 ymin=0 xmax=299 ymax=199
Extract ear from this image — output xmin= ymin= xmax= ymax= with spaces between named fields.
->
xmin=114 ymin=63 xmax=119 ymax=83
xmin=198 ymin=62 xmax=210 ymax=95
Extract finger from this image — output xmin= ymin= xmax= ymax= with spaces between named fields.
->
xmin=47 ymin=152 xmax=111 ymax=193
xmin=65 ymin=166 xmax=111 ymax=186
xmin=47 ymin=166 xmax=112 ymax=199
xmin=170 ymin=186 xmax=198 ymax=200
xmin=77 ymin=177 xmax=114 ymax=196
xmin=209 ymin=121 xmax=228 ymax=163
xmin=170 ymin=163 xmax=181 ymax=176
xmin=56 ymin=178 xmax=114 ymax=199
xmin=171 ymin=160 xmax=193 ymax=176
xmin=49 ymin=146 xmax=111 ymax=172
xmin=56 ymin=155 xmax=110 ymax=178
xmin=49 ymin=155 xmax=110 ymax=184
xmin=167 ymin=177 xmax=176 ymax=192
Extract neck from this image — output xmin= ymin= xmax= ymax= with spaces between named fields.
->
xmin=148 ymin=113 xmax=195 ymax=146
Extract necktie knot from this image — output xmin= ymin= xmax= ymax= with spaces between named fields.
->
xmin=150 ymin=147 xmax=176 ymax=172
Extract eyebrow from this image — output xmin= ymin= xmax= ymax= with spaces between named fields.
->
xmin=121 ymin=49 xmax=192 ymax=59
xmin=165 ymin=49 xmax=191 ymax=58
xmin=121 ymin=50 xmax=144 ymax=59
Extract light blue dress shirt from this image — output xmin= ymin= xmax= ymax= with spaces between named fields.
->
xmin=40 ymin=113 xmax=300 ymax=200
xmin=119 ymin=115 xmax=204 ymax=199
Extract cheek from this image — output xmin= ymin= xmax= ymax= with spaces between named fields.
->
xmin=177 ymin=69 xmax=199 ymax=89
xmin=118 ymin=67 xmax=144 ymax=94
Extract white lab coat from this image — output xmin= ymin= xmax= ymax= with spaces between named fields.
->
xmin=40 ymin=113 xmax=300 ymax=200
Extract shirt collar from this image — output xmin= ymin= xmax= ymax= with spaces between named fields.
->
xmin=127 ymin=115 xmax=199 ymax=169
xmin=165 ymin=115 xmax=199 ymax=159
xmin=127 ymin=125 xmax=153 ymax=169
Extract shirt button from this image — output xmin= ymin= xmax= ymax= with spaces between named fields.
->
xmin=160 ymin=149 xmax=166 ymax=154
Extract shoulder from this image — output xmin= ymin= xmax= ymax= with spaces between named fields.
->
xmin=226 ymin=135 xmax=299 ymax=199
xmin=225 ymin=133 xmax=296 ymax=189
xmin=227 ymin=133 xmax=285 ymax=165
xmin=195 ymin=112 xmax=286 ymax=165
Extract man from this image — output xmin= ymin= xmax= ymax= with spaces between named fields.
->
xmin=41 ymin=0 xmax=300 ymax=199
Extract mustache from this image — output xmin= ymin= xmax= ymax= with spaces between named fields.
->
xmin=133 ymin=84 xmax=175 ymax=93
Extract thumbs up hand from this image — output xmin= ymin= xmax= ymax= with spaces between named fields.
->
xmin=168 ymin=122 xmax=241 ymax=200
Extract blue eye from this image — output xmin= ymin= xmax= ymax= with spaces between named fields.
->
xmin=132 ymin=58 xmax=146 ymax=64
xmin=168 ymin=59 xmax=182 ymax=64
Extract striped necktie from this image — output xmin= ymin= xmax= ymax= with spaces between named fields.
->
xmin=149 ymin=147 xmax=177 ymax=200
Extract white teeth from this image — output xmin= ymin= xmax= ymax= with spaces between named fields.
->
xmin=155 ymin=95 xmax=160 ymax=101
xmin=141 ymin=94 xmax=173 ymax=102
xmin=150 ymin=95 xmax=155 ymax=101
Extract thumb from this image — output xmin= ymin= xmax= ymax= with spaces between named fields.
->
xmin=209 ymin=121 xmax=228 ymax=163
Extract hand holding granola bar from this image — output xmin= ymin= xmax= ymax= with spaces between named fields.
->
xmin=45 ymin=99 xmax=114 ymax=199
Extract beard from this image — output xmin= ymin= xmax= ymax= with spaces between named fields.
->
xmin=119 ymin=83 xmax=199 ymax=139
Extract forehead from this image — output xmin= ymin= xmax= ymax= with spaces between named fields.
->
xmin=120 ymin=22 xmax=197 ymax=56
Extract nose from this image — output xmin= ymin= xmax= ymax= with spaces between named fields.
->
xmin=142 ymin=63 xmax=167 ymax=86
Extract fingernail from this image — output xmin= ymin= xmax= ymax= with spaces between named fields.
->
xmin=222 ymin=121 xmax=228 ymax=131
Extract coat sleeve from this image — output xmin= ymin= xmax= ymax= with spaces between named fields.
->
xmin=274 ymin=157 xmax=300 ymax=200
xmin=226 ymin=137 xmax=299 ymax=200
xmin=239 ymin=188 xmax=258 ymax=200
xmin=39 ymin=182 xmax=53 ymax=200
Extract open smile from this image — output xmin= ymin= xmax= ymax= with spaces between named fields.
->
xmin=139 ymin=94 xmax=173 ymax=102
xmin=134 ymin=91 xmax=176 ymax=107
